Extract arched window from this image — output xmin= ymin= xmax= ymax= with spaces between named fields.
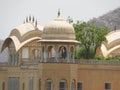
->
xmin=48 ymin=46 xmax=56 ymax=61
xmin=46 ymin=80 xmax=52 ymax=90
xmin=59 ymin=80 xmax=67 ymax=90
xmin=42 ymin=46 xmax=45 ymax=61
xmin=22 ymin=83 xmax=25 ymax=90
xmin=22 ymin=48 xmax=29 ymax=58
xmin=32 ymin=49 xmax=41 ymax=61
xmin=71 ymin=80 xmax=75 ymax=90
xmin=29 ymin=78 xmax=33 ymax=90
xmin=59 ymin=46 xmax=67 ymax=59
xmin=39 ymin=79 xmax=41 ymax=90
xmin=48 ymin=46 xmax=52 ymax=59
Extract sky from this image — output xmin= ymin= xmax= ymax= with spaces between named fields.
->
xmin=0 ymin=0 xmax=120 ymax=40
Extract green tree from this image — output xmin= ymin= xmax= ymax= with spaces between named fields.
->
xmin=66 ymin=16 xmax=73 ymax=24
xmin=74 ymin=22 xmax=109 ymax=59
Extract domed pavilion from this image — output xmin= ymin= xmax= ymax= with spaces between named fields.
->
xmin=39 ymin=10 xmax=79 ymax=62
xmin=1 ymin=16 xmax=43 ymax=66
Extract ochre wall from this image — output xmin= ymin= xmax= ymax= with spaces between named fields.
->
xmin=0 ymin=66 xmax=38 ymax=90
xmin=0 ymin=63 xmax=120 ymax=90
xmin=77 ymin=64 xmax=120 ymax=90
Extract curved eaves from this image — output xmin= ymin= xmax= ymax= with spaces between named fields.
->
xmin=21 ymin=30 xmax=42 ymax=41
xmin=1 ymin=36 xmax=41 ymax=52
xmin=101 ymin=44 xmax=120 ymax=57
xmin=101 ymin=44 xmax=108 ymax=57
xmin=107 ymin=45 xmax=120 ymax=57
xmin=1 ymin=38 xmax=11 ymax=52
xmin=9 ymin=29 xmax=22 ymax=41
xmin=1 ymin=36 xmax=20 ymax=52
xmin=14 ymin=23 xmax=35 ymax=36
xmin=17 ymin=37 xmax=41 ymax=51
xmin=106 ymin=30 xmax=120 ymax=44
xmin=106 ymin=38 xmax=120 ymax=50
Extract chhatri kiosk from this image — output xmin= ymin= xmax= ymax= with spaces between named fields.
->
xmin=40 ymin=11 xmax=78 ymax=62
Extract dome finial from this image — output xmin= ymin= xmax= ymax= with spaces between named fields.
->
xmin=29 ymin=15 xmax=31 ymax=22
xmin=32 ymin=16 xmax=35 ymax=22
xmin=26 ymin=17 xmax=28 ymax=22
xmin=35 ymin=19 xmax=37 ymax=27
xmin=58 ymin=9 xmax=60 ymax=17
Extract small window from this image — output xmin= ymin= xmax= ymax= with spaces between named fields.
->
xmin=22 ymin=48 xmax=29 ymax=58
xmin=46 ymin=80 xmax=52 ymax=90
xmin=2 ymin=82 xmax=5 ymax=90
xmin=39 ymin=79 xmax=41 ymax=90
xmin=23 ymin=83 xmax=25 ymax=90
xmin=29 ymin=78 xmax=33 ymax=90
xmin=59 ymin=80 xmax=66 ymax=90
xmin=105 ymin=83 xmax=111 ymax=90
xmin=77 ymin=82 xmax=82 ymax=90
xmin=59 ymin=46 xmax=67 ymax=59
xmin=8 ymin=77 xmax=19 ymax=90
xmin=71 ymin=80 xmax=75 ymax=90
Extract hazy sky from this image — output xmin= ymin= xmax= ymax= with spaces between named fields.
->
xmin=0 ymin=0 xmax=120 ymax=40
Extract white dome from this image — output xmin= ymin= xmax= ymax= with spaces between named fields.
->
xmin=42 ymin=16 xmax=75 ymax=40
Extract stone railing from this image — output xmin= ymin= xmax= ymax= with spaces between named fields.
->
xmin=1 ymin=59 xmax=120 ymax=67
xmin=40 ymin=59 xmax=120 ymax=65
xmin=74 ymin=60 xmax=120 ymax=65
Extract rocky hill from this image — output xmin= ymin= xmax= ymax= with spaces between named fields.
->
xmin=89 ymin=7 xmax=120 ymax=30
xmin=0 ymin=40 xmax=8 ymax=62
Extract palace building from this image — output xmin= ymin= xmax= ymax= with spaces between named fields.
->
xmin=0 ymin=11 xmax=120 ymax=90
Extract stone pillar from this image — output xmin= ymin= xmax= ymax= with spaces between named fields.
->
xmin=54 ymin=79 xmax=59 ymax=90
xmin=26 ymin=78 xmax=29 ymax=90
xmin=67 ymin=52 xmax=70 ymax=62
xmin=55 ymin=45 xmax=58 ymax=62
xmin=44 ymin=51 xmax=47 ymax=62
xmin=40 ymin=52 xmax=43 ymax=62
xmin=67 ymin=80 xmax=70 ymax=90
xmin=67 ymin=45 xmax=70 ymax=62
xmin=55 ymin=51 xmax=59 ymax=62
xmin=73 ymin=52 xmax=75 ymax=62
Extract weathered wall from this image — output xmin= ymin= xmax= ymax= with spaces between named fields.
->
xmin=77 ymin=64 xmax=120 ymax=90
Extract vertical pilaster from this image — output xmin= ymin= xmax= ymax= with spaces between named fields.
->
xmin=67 ymin=45 xmax=70 ymax=62
xmin=72 ymin=52 xmax=74 ymax=62
xmin=67 ymin=79 xmax=70 ymax=90
xmin=41 ymin=79 xmax=45 ymax=90
xmin=54 ymin=79 xmax=58 ymax=90
xmin=33 ymin=77 xmax=39 ymax=90
xmin=56 ymin=51 xmax=59 ymax=62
